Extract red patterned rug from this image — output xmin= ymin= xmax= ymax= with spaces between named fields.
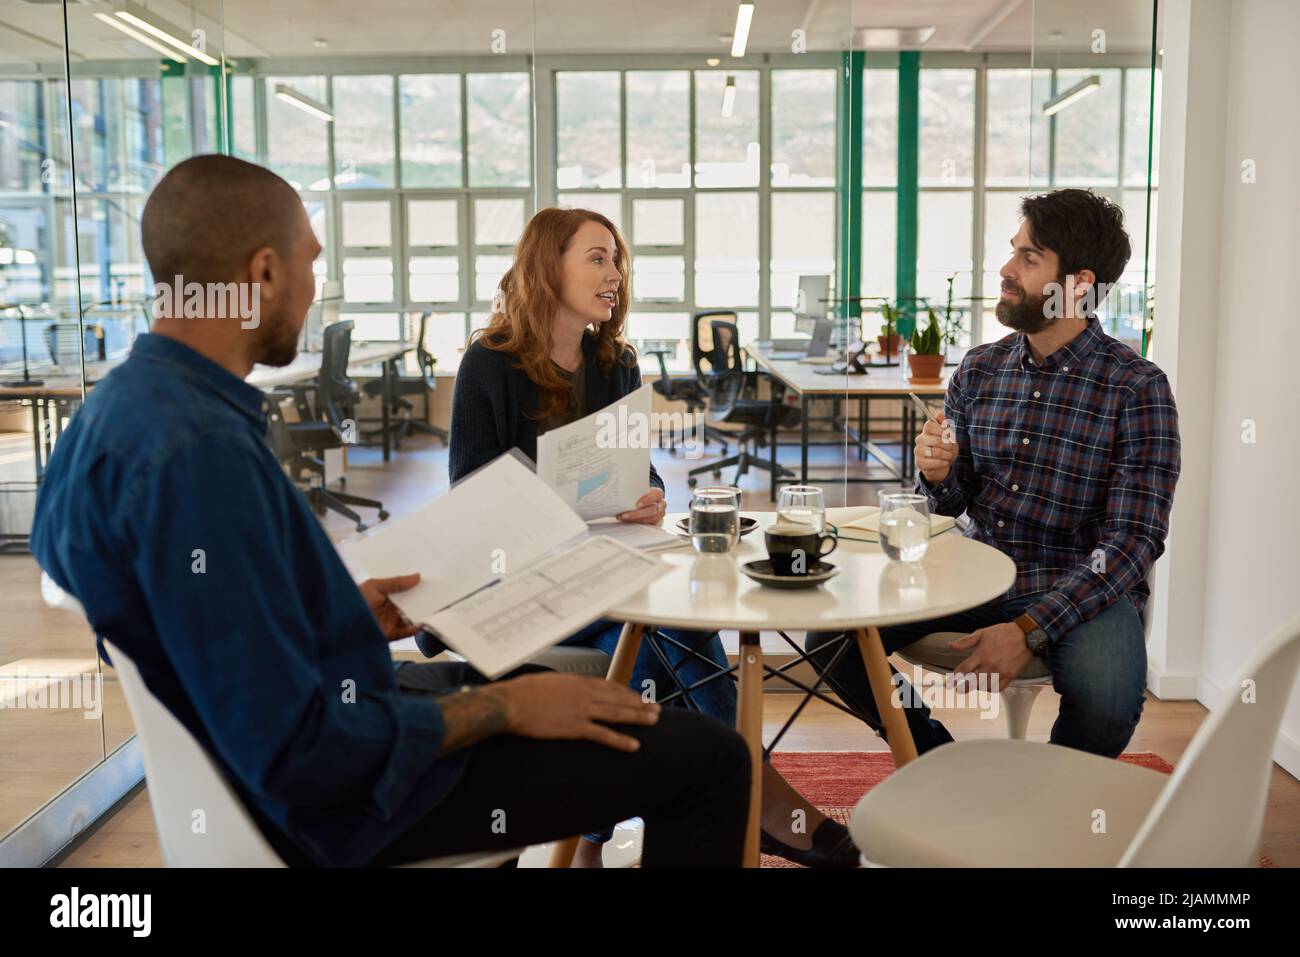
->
xmin=764 ymin=750 xmax=1275 ymax=868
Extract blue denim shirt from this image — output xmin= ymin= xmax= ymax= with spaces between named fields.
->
xmin=31 ymin=333 xmax=466 ymax=866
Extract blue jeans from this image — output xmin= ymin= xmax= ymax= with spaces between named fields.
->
xmin=805 ymin=592 xmax=1147 ymax=759
xmin=561 ymin=619 xmax=736 ymax=843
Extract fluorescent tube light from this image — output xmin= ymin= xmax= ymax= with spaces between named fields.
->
xmin=1042 ymin=75 xmax=1101 ymax=116
xmin=274 ymin=84 xmax=334 ymax=122
xmin=94 ymin=12 xmax=186 ymax=63
xmin=730 ymin=3 xmax=754 ymax=59
xmin=721 ymin=76 xmax=736 ymax=117
xmin=115 ymin=1 xmax=221 ymax=66
xmin=857 ymin=26 xmax=937 ymax=49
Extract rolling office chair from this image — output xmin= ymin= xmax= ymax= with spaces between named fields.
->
xmin=266 ymin=320 xmax=388 ymax=532
xmin=362 ymin=311 xmax=448 ymax=449
xmin=44 ymin=321 xmax=105 ymax=365
xmin=691 ymin=310 xmax=748 ymax=453
xmin=686 ymin=318 xmax=799 ymax=488
xmin=646 ymin=310 xmax=731 ymax=454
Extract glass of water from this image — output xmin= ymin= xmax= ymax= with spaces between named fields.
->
xmin=690 ymin=487 xmax=741 ymax=554
xmin=777 ymin=485 xmax=826 ymax=533
xmin=878 ymin=492 xmax=931 ymax=562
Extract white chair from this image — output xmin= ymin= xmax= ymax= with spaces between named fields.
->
xmin=894 ymin=631 xmax=1052 ymax=739
xmin=104 ymin=638 xmax=519 ymax=868
xmin=895 ymin=583 xmax=1157 ymax=739
xmin=849 ymin=609 xmax=1300 ymax=867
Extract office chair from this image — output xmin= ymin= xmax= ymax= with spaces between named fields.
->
xmin=361 ymin=311 xmax=448 ymax=449
xmin=686 ymin=318 xmax=798 ymax=488
xmin=647 ymin=345 xmax=704 ymax=455
xmin=44 ymin=321 xmax=105 ymax=365
xmin=266 ymin=320 xmax=388 ymax=532
xmin=104 ymin=638 xmax=520 ymax=869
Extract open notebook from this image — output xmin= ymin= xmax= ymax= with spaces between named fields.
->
xmin=834 ymin=506 xmax=957 ymax=540
xmin=341 ymin=453 xmax=669 ymax=678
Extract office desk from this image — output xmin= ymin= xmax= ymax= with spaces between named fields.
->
xmin=600 ymin=507 xmax=1016 ymax=867
xmin=1 ymin=343 xmax=413 ymax=477
xmin=745 ymin=345 xmax=951 ymax=500
xmin=250 ymin=342 xmax=412 ymax=462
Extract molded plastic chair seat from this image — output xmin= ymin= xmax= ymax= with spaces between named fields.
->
xmin=896 ymin=630 xmax=1051 ymax=679
xmin=895 ymin=631 xmax=1050 ymax=739
xmin=103 ymin=639 xmax=520 ymax=868
xmin=852 ymin=610 xmax=1300 ymax=868
xmin=850 ymin=738 xmax=1168 ymax=867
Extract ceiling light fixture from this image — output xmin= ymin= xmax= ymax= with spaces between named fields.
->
xmin=1041 ymin=74 xmax=1101 ymax=116
xmin=274 ymin=83 xmax=334 ymax=122
xmin=857 ymin=26 xmax=937 ymax=49
xmin=730 ymin=3 xmax=754 ymax=59
xmin=93 ymin=12 xmax=186 ymax=63
xmin=114 ymin=1 xmax=221 ymax=67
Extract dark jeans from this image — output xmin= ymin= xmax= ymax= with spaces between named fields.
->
xmin=559 ymin=619 xmax=736 ymax=845
xmin=805 ymin=592 xmax=1148 ymax=759
xmin=375 ymin=661 xmax=750 ymax=867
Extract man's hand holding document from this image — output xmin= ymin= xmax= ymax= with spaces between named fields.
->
xmin=342 ymin=452 xmax=668 ymax=678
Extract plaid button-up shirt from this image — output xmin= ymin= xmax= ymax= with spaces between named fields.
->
xmin=918 ymin=317 xmax=1181 ymax=642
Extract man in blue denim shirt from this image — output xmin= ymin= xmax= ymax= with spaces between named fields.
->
xmin=31 ymin=155 xmax=749 ymax=867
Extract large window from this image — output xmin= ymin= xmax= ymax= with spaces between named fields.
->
xmin=1 ymin=58 xmax=1160 ymax=372
xmin=555 ymin=64 xmax=836 ymax=364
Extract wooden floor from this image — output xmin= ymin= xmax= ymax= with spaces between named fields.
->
xmin=4 ymin=423 xmax=1297 ymax=867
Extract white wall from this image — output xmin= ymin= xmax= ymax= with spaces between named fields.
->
xmin=1152 ymin=0 xmax=1300 ymax=777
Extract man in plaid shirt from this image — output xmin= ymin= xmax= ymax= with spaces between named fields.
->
xmin=808 ymin=189 xmax=1180 ymax=758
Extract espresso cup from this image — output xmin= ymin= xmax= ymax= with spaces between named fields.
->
xmin=764 ymin=522 xmax=837 ymax=576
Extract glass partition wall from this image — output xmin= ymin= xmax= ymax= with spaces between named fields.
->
xmin=0 ymin=0 xmax=1159 ymax=864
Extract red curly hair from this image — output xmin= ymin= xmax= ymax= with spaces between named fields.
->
xmin=471 ymin=207 xmax=635 ymax=419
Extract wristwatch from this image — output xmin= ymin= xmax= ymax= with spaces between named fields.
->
xmin=1014 ymin=612 xmax=1050 ymax=657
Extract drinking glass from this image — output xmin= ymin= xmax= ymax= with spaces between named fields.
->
xmin=690 ymin=487 xmax=740 ymax=554
xmin=878 ymin=491 xmax=931 ymax=562
xmin=776 ymin=485 xmax=826 ymax=533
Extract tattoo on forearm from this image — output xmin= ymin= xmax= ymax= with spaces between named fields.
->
xmin=437 ymin=686 xmax=509 ymax=756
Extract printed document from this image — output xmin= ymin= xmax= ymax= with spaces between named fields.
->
xmin=341 ymin=452 xmax=667 ymax=677
xmin=537 ymin=384 xmax=653 ymax=520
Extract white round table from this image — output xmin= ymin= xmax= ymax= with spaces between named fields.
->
xmin=565 ymin=506 xmax=1016 ymax=868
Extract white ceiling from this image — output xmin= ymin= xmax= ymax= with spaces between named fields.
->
xmin=0 ymin=0 xmax=1160 ymax=64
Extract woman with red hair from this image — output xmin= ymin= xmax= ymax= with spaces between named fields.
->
xmin=448 ymin=207 xmax=856 ymax=868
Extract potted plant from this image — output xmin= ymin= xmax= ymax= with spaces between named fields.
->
xmin=907 ymin=308 xmax=945 ymax=383
xmin=877 ymin=301 xmax=902 ymax=357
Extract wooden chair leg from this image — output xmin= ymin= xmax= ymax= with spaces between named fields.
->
xmin=548 ymin=622 xmax=647 ymax=868
xmin=855 ymin=626 xmax=919 ymax=768
xmin=737 ymin=631 xmax=764 ymax=867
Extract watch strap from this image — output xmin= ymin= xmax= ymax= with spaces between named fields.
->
xmin=1014 ymin=612 xmax=1038 ymax=635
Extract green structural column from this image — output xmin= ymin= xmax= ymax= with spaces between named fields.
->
xmin=895 ymin=51 xmax=920 ymax=338
xmin=837 ymin=51 xmax=863 ymax=321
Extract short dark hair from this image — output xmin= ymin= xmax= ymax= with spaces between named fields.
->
xmin=1019 ymin=188 xmax=1131 ymax=287
xmin=142 ymin=154 xmax=305 ymax=286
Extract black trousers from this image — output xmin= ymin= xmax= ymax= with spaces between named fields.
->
xmin=371 ymin=661 xmax=751 ymax=867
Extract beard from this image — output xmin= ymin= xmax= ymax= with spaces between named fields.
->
xmin=995 ymin=282 xmax=1056 ymax=334
xmin=252 ymin=309 xmax=303 ymax=367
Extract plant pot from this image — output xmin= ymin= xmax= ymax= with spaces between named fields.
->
xmin=907 ymin=353 xmax=945 ymax=384
xmin=877 ymin=333 xmax=901 ymax=356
